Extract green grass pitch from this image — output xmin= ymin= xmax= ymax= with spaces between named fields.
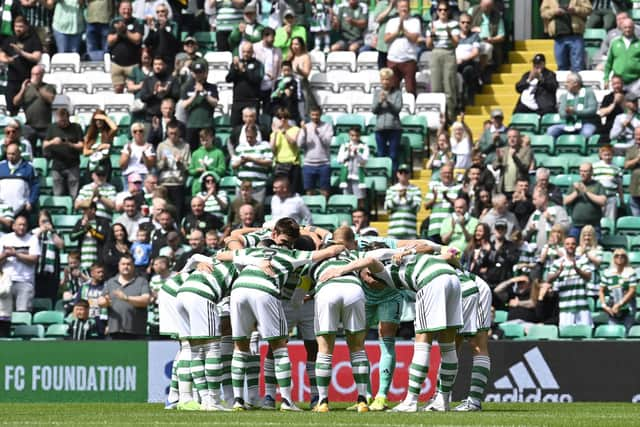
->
xmin=3 ymin=403 xmax=640 ymax=426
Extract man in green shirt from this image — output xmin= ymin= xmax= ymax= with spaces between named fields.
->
xmin=180 ymin=59 xmax=219 ymax=151
xmin=373 ymin=0 xmax=398 ymax=68
xmin=228 ymin=4 xmax=265 ymax=56
xmin=440 ymin=197 xmax=478 ymax=252
xmin=563 ymin=162 xmax=606 ymax=240
xmin=274 ymin=9 xmax=307 ymax=58
xmin=331 ymin=0 xmax=369 ymax=52
xmin=189 ymin=128 xmax=227 ymax=194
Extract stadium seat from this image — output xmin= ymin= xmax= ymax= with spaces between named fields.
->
xmin=218 ymin=176 xmax=238 ymax=194
xmin=559 ymin=324 xmax=592 ymax=339
xmin=401 ymin=93 xmax=416 ymax=114
xmin=509 ymin=113 xmax=540 ymax=133
xmin=311 ymin=213 xmax=339 ymax=231
xmin=356 ymin=51 xmax=378 ymax=71
xmin=45 ymin=324 xmax=69 ymax=338
xmin=32 ymin=298 xmax=53 ymax=312
xmin=549 ymin=174 xmax=579 ymax=193
xmin=326 ymin=51 xmax=356 ymax=72
xmin=203 ymin=51 xmax=232 ymax=69
xmin=600 ymin=235 xmax=628 ymax=251
xmin=594 ymin=324 xmax=626 ymax=339
xmin=11 ymin=312 xmax=31 ymax=325
xmin=39 ymin=195 xmax=73 ymax=215
xmin=309 ymin=50 xmax=326 ymax=73
xmin=52 ymin=215 xmax=81 ymax=233
xmin=365 ymin=157 xmax=392 ymax=178
xmin=403 ymin=134 xmax=426 ymax=154
xmin=601 ymin=217 xmax=615 ymax=236
xmin=335 ymin=114 xmax=366 ymax=134
xmin=616 ymin=216 xmax=640 ymax=236
xmin=401 ymin=115 xmax=428 ymax=136
xmin=579 ymin=70 xmax=604 ymax=89
xmin=32 ymin=157 xmax=48 ymax=176
xmin=104 ymin=93 xmax=134 ymax=112
xmin=39 ymin=176 xmax=54 ymax=195
xmin=13 ymin=324 xmax=45 ymax=339
xmin=530 ymin=134 xmax=554 ymax=155
xmin=600 ymin=251 xmax=613 ymax=269
xmin=494 ymin=310 xmax=508 ymax=324
xmin=535 ymin=154 xmax=568 ymax=175
xmin=351 ymin=93 xmax=374 ymax=113
xmin=301 ymin=195 xmax=326 ymax=213
xmin=327 ymin=194 xmax=358 ymax=213
xmin=33 ymin=311 xmax=65 ymax=326
xmin=498 ymin=323 xmax=524 ymax=339
xmin=628 ymin=252 xmax=640 ymax=268
xmin=320 ymin=93 xmax=350 ymax=113
xmin=587 ymin=134 xmax=601 ymax=154
xmin=50 ymin=52 xmax=81 ymax=73
xmin=629 ymin=235 xmax=640 ymax=252
xmin=540 ymin=113 xmax=565 ymax=133
xmin=583 ymin=28 xmax=606 ymax=48
xmin=336 ymin=73 xmax=367 ymax=93
xmin=194 ymin=32 xmax=216 ymax=51
xmin=525 ymin=324 xmax=558 ymax=340
xmin=415 ymin=93 xmax=446 ymax=129
xmin=54 ymin=299 xmax=66 ymax=312
xmin=555 ymin=134 xmax=586 ymax=155
xmin=627 ymin=325 xmax=640 ymax=339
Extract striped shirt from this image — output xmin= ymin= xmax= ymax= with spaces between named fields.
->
xmin=428 ymin=20 xmax=460 ymax=50
xmin=232 ymin=141 xmax=273 ymax=189
xmin=600 ymin=267 xmax=637 ymax=312
xmin=385 ymin=184 xmax=422 ymax=239
xmin=592 ymin=160 xmax=621 ymax=197
xmin=549 ymin=256 xmax=593 ymax=313
xmin=80 ymin=221 xmax=98 ymax=270
xmin=177 ymin=262 xmax=236 ymax=303
xmin=199 ymin=190 xmax=228 ymax=219
xmin=0 ymin=202 xmax=13 ymax=224
xmin=161 ymin=271 xmax=185 ymax=297
xmin=310 ymin=250 xmax=362 ymax=295
xmin=458 ymin=271 xmax=479 ymax=299
xmin=36 ymin=229 xmax=58 ymax=274
xmin=425 ymin=181 xmax=462 ymax=237
xmin=77 ymin=183 xmax=117 ymax=221
xmin=148 ymin=274 xmax=167 ymax=326
xmin=576 ymin=245 xmax=603 ymax=297
xmin=232 ymin=247 xmax=314 ymax=297
xmin=513 ymin=241 xmax=538 ymax=276
xmin=241 ymin=229 xmax=272 ymax=247
xmin=390 ymin=254 xmax=457 ymax=292
xmin=541 ymin=243 xmax=564 ymax=280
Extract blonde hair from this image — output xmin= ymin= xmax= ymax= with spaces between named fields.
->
xmin=379 ymin=67 xmax=394 ymax=80
xmin=579 ymin=225 xmax=597 ymax=248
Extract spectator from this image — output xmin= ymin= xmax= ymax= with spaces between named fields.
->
xmin=75 ymin=264 xmax=107 ymax=336
xmin=178 ymin=38 xmax=201 ymax=72
xmin=115 ymin=174 xmax=147 ymax=212
xmin=383 ymin=0 xmax=420 ymax=96
xmin=595 ymin=11 xmax=640 ymax=67
xmin=624 ymin=126 xmax=640 ymax=215
xmin=146 ymin=98 xmax=186 ymax=146
xmin=12 ymin=65 xmax=55 ymax=147
xmin=494 ymin=275 xmax=540 ymax=323
xmin=83 ymin=109 xmax=117 ymax=175
xmin=587 ymin=0 xmax=628 ymax=31
xmin=604 ymin=17 xmax=640 ymax=96
xmin=524 ymin=187 xmax=571 ymax=250
xmin=174 ymin=229 xmax=208 ymax=270
xmin=271 ymin=176 xmax=312 ymax=224
xmin=426 ymin=131 xmax=454 ymax=173
xmin=422 ymin=163 xmax=461 ymax=242
xmin=513 ymin=53 xmax=558 ymax=116
xmin=148 ymin=255 xmax=172 ymax=333
xmin=139 ymin=56 xmax=180 ymax=123
xmin=51 ymin=0 xmax=85 ymax=53
xmin=228 ymin=106 xmax=263 ymax=155
xmin=0 ymin=141 xmax=39 ymax=216
xmin=214 ymin=0 xmax=246 ymax=52
xmin=143 ymin=2 xmax=180 ymax=68
xmin=287 ymin=37 xmax=317 ymax=118
xmin=180 ymin=59 xmax=220 ymax=150
xmin=351 ymin=208 xmax=378 ymax=236
xmin=60 ymin=251 xmax=88 ymax=310
xmin=540 ymin=0 xmax=591 ymax=71
xmin=0 ymin=16 xmax=42 ymax=115
xmin=181 ymin=196 xmax=224 ymax=236
xmin=115 ymin=195 xmax=147 ymax=240
xmin=274 ymin=9 xmax=308 ymax=58
xmin=142 ymin=175 xmax=158 ymax=207
xmin=67 ymin=299 xmax=99 ymax=339
xmin=120 ymin=123 xmax=156 ymax=187
xmin=609 ymin=93 xmax=640 ymax=150
xmin=425 ymin=1 xmax=460 ymax=123
xmin=509 ymin=178 xmax=535 ymax=229
xmin=546 ymin=236 xmax=593 ymax=327
xmin=126 ymin=48 xmax=153 ymax=122
xmin=254 ymin=27 xmax=283 ymax=115
xmin=535 ymin=167 xmax=564 ymax=206
xmin=449 ymin=118 xmax=473 ymax=173
xmin=337 ymin=126 xmax=369 ymax=208
xmin=469 ymin=0 xmax=506 ymax=69
xmin=149 ymin=209 xmax=176 ymax=258
xmin=577 ymin=224 xmax=603 ymax=301
xmin=188 ymin=128 xmax=227 ymax=193
xmin=298 ymin=106 xmax=333 ymax=198
xmin=32 ymin=210 xmax=64 ymax=303
xmin=98 ymin=254 xmax=151 ymax=339
xmin=456 ymin=12 xmax=481 ymax=104
xmin=270 ymin=61 xmax=301 ymax=123
xmin=159 ymin=230 xmax=189 ymax=264
xmin=271 ymin=107 xmax=302 ymax=191
xmin=231 ymin=204 xmax=261 ymax=231
xmin=197 ymin=173 xmax=229 ymax=220
xmin=593 ymin=145 xmax=623 ymax=218
xmin=372 ymin=67 xmax=402 ymax=175
xmin=462 ymin=222 xmax=492 ymax=277
xmin=440 ymin=196 xmax=478 ymax=252
xmin=227 ymin=180 xmax=264 ymax=228
xmin=108 ymin=0 xmax=144 ymax=93
xmin=102 ymin=223 xmax=132 ymax=279
xmin=563 ymin=162 xmax=606 ymax=239
xmin=472 ymin=187 xmax=493 ymax=220
xmin=597 ymin=74 xmax=626 ymax=143
xmin=385 ymin=164 xmax=422 ymax=239
xmin=482 ymin=193 xmax=520 ymax=238
xmin=11 ymin=0 xmax=54 ymax=54
xmin=75 ymin=164 xmax=117 ymax=221
xmin=331 ymin=0 xmax=368 ymax=53
xmin=492 ymin=128 xmax=533 ymax=197
xmin=484 ymin=219 xmax=520 ymax=286
xmin=511 ymin=230 xmax=538 ymax=278
xmin=540 ymin=224 xmax=567 ymax=280
xmin=131 ymin=228 xmax=152 ymax=276
xmin=232 ymin=124 xmax=272 ymax=203
xmin=43 ymin=107 xmax=84 ymax=198
xmin=70 ymin=201 xmax=110 ymax=270
xmin=229 ymin=3 xmax=264 ymax=55
xmin=372 ymin=0 xmax=398 ymax=68
xmin=157 ymin=121 xmax=191 ymax=219
xmin=226 ymin=42 xmax=264 ymax=127
xmin=85 ymin=0 xmax=113 ymax=61
xmin=459 ymin=164 xmax=488 ymax=209
xmin=547 ymin=72 xmax=598 ymax=140
xmin=600 ymin=248 xmax=637 ymax=332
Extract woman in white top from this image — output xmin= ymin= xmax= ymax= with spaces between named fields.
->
xmin=449 ymin=117 xmax=473 ymax=174
xmin=119 ymin=122 xmax=156 ymax=189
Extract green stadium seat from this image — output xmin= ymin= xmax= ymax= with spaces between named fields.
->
xmin=365 ymin=157 xmax=392 ymax=178
xmin=327 ymin=194 xmax=358 ymax=213
xmin=623 ymin=174 xmax=631 ymax=193
xmin=335 ymin=114 xmax=366 ymax=134
xmin=45 ymin=324 xmax=69 ymax=338
xmin=555 ymin=134 xmax=586 ymax=155
xmin=54 ymin=299 xmax=66 ymax=312
xmin=31 ymin=298 xmax=52 ymax=312
xmin=321 ymin=114 xmax=335 ymax=127
xmin=311 ymin=213 xmax=339 ymax=230
xmin=39 ymin=195 xmax=73 ymax=215
xmin=535 ymin=154 xmax=568 ymax=175
xmin=39 ymin=176 xmax=54 ymax=195
xmin=509 ymin=113 xmax=540 ymax=133
xmin=364 ymin=176 xmax=388 ymax=194
xmin=403 ymin=133 xmax=426 ymax=152
xmin=616 ymin=216 xmax=640 ymax=236
xmin=549 ymin=174 xmax=578 ymax=193
xmin=587 ymin=134 xmax=601 ymax=154
xmin=612 ymin=155 xmax=625 ymax=169
xmin=600 ymin=251 xmax=613 ymax=269
xmin=540 ymin=113 xmax=565 ymax=133
xmin=583 ymin=28 xmax=606 ymax=48
xmin=559 ymin=324 xmax=592 ymax=339
xmin=600 ymin=235 xmax=629 ymax=251
xmin=33 ymin=310 xmax=65 ymax=326
xmin=629 ymin=236 xmax=640 ymax=252
xmin=627 ymin=325 xmax=640 ymax=339
xmin=498 ymin=322 xmax=524 ymax=339
xmin=594 ymin=324 xmax=626 ymax=339
xmin=218 ymin=176 xmax=238 ymax=193
xmin=194 ymin=31 xmax=216 ymax=51
xmin=366 ymin=115 xmax=377 ymax=134
xmin=110 ymin=154 xmax=121 ymax=170
xmin=601 ymin=217 xmax=615 ymax=236
xmin=530 ymin=134 xmax=554 ymax=155
xmin=628 ymin=251 xmax=640 ymax=268
xmin=32 ymin=157 xmax=48 ymax=176
xmin=401 ymin=115 xmax=428 ymax=136
xmin=112 ymin=134 xmax=128 ymax=149
xmin=525 ymin=324 xmax=558 ymax=340
xmin=632 ymin=8 xmax=640 ymax=21
xmin=52 ymin=214 xmax=81 ymax=233
xmin=592 ymin=311 xmax=610 ymax=325
xmin=362 ymin=134 xmax=377 ymax=154
xmin=214 ymin=115 xmax=232 ymax=132
xmin=302 ymin=195 xmax=326 ymax=213
xmin=494 ymin=309 xmax=508 ymax=324
xmin=13 ymin=324 xmax=45 ymax=339
xmin=11 ymin=312 xmax=31 ymax=325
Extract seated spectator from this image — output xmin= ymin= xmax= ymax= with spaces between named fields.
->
xmin=351 ymin=209 xmax=378 ymax=236
xmin=115 ymin=196 xmax=148 ymax=239
xmin=12 ymin=65 xmax=55 ymax=147
xmin=43 ymin=107 xmax=84 ymax=198
xmin=146 ymin=98 xmax=186 ymax=146
xmin=546 ymin=236 xmax=593 ymax=327
xmin=478 ymin=109 xmax=507 ymax=162
xmin=440 ymin=196 xmax=478 ymax=252
xmin=188 ymin=129 xmax=226 ymax=194
xmin=423 ymin=163 xmax=461 ymax=242
xmin=143 ymin=2 xmax=180 ymax=68
xmin=75 ymin=264 xmax=107 ymax=336
xmin=0 ymin=141 xmax=39 ymax=216
xmin=524 ymin=187 xmax=571 ymax=251
xmin=511 ymin=230 xmax=538 ymax=278
xmin=299 ymin=106 xmax=333 ymax=198
xmin=180 ymin=59 xmax=219 ymax=151
xmin=493 ymin=275 xmax=539 ymax=323
xmin=337 ymin=126 xmax=369 ymax=208
xmin=83 ymin=110 xmax=117 ymax=176
xmin=609 ymin=93 xmax=640 ymax=151
xmin=157 ymin=121 xmax=191 ymax=219
xmin=540 ymin=0 xmax=591 ymax=71
xmin=469 ymin=0 xmax=505 ymax=68
xmin=385 ymin=164 xmax=422 ymax=239
xmin=70 ymin=201 xmax=110 ymax=270
xmin=471 ymin=186 xmax=492 ymax=219
xmin=426 ymin=131 xmax=454 ymax=173
xmin=513 ymin=53 xmax=558 ymax=116
xmin=115 ymin=174 xmax=147 ymax=213
xmin=331 ymin=0 xmax=368 ymax=53
xmin=597 ymin=75 xmax=626 ymax=144
xmin=232 ymin=124 xmax=272 ymax=203
xmin=174 ymin=229 xmax=208 ymax=270
xmin=226 ymin=42 xmax=264 ymax=127
xmin=593 ymin=145 xmax=623 ymax=219
xmin=509 ymin=178 xmax=535 ymax=229
xmin=624 ymin=127 xmax=640 ymax=215
xmin=534 ymin=167 xmax=563 ymax=206
xmin=484 ymin=219 xmax=520 ymax=286
xmin=159 ymin=230 xmax=189 ymax=264
xmin=600 ymin=248 xmax=637 ymax=333
xmin=270 ymin=61 xmax=301 ymax=123
xmin=68 ymin=299 xmax=99 ymax=340
xmin=180 ymin=196 xmax=224 ymax=236
xmin=462 ymin=222 xmax=492 ymax=278
xmin=577 ymin=225 xmax=603 ymax=300
xmin=149 ymin=209 xmax=176 ymax=258
xmin=450 ymin=118 xmax=473 ymax=173
xmin=102 ymin=223 xmax=132 ymax=280
xmin=274 ymin=9 xmax=308 ymax=58
xmin=227 ymin=181 xmax=264 ymax=229
xmin=604 ymin=17 xmax=640 ymax=97
xmin=383 ymin=0 xmax=420 ymax=96
xmin=229 ymin=3 xmax=264 ymax=55
xmin=228 ymin=107 xmax=263 ymax=156
xmin=131 ymin=229 xmax=152 ymax=276
xmin=139 ymin=57 xmax=180 ymax=123
xmin=564 ymin=162 xmax=606 ymax=239
xmin=108 ymin=1 xmax=144 ymax=94
xmin=456 ymin=12 xmax=481 ymax=104
xmin=482 ymin=193 xmax=520 ymax=238
xmin=547 ymin=72 xmax=598 ymax=140
xmin=271 ymin=176 xmax=312 ymax=225
xmin=539 ymin=223 xmax=566 ymax=280
xmin=32 ymin=210 xmax=64 ymax=302
xmin=75 ymin=164 xmax=117 ymax=221
xmin=492 ymin=128 xmax=532 ymax=197
xmin=196 ymin=173 xmax=229 ymax=221
xmin=98 ymin=254 xmax=150 ymax=339
xmin=232 ymin=203 xmax=262 ymax=231
xmin=372 ymin=68 xmax=403 ymax=174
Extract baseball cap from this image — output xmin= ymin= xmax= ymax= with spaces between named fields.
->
xmin=495 ymin=219 xmax=508 ymax=229
xmin=490 ymin=108 xmax=504 ymax=118
xmin=244 ymin=4 xmax=256 ymax=13
xmin=397 ymin=164 xmax=411 ymax=173
xmin=284 ymin=8 xmax=295 ymax=17
xmin=532 ymin=53 xmax=546 ymax=64
xmin=183 ymin=36 xmax=197 ymax=44
xmin=92 ymin=164 xmax=108 ymax=175
xmin=128 ymin=173 xmax=143 ymax=183
xmin=190 ymin=59 xmax=207 ymax=72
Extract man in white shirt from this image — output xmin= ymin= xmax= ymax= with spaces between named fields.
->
xmin=383 ymin=0 xmax=421 ymax=96
xmin=270 ymin=176 xmax=312 ymax=225
xmin=253 ymin=27 xmax=282 ymax=117
xmin=0 ymin=215 xmax=40 ymax=312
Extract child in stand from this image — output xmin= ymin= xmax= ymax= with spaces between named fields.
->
xmin=60 ymin=251 xmax=89 ymax=313
xmin=131 ymin=229 xmax=153 ymax=277
xmin=271 ymin=61 xmax=300 ymax=123
xmin=68 ymin=299 xmax=98 ymax=340
xmin=310 ymin=0 xmax=332 ymax=53
xmin=337 ymin=126 xmax=369 ymax=208
xmin=75 ymin=263 xmax=108 ymax=337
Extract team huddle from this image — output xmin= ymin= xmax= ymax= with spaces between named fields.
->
xmin=159 ymin=217 xmax=492 ymax=413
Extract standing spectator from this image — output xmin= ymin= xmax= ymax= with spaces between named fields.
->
xmin=484 ymin=219 xmax=520 ymax=286
xmin=70 ymin=201 xmax=110 ymax=270
xmin=287 ymin=37 xmax=317 ymax=118
xmin=624 ymin=127 xmax=640 ymax=215
xmin=228 ymin=3 xmax=264 ymax=55
xmin=33 ymin=210 xmax=63 ymax=303
xmin=563 ymin=162 xmax=606 ymax=239
xmin=196 ymin=173 xmax=228 ymax=220
xmin=385 ymin=164 xmax=421 ymax=239
xmin=180 ymin=196 xmax=224 ymax=236
xmin=0 ymin=142 xmax=39 ymax=216
xmin=298 ymin=106 xmax=333 ymax=198
xmin=523 ymin=187 xmax=571 ymax=250
xmin=270 ymin=107 xmax=302 ymax=192
xmin=108 ymin=0 xmax=144 ymax=93
xmin=440 ymin=197 xmax=478 ymax=252
xmin=115 ymin=196 xmax=147 ymax=240
xmin=120 ymin=123 xmax=156 ymax=186
xmin=592 ymin=145 xmax=623 ymax=219
xmin=426 ymin=131 xmax=454 ymax=173
xmin=0 ymin=215 xmax=40 ymax=312
xmin=188 ymin=129 xmax=227 ymax=193
xmin=51 ymin=0 xmax=85 ymax=53
xmin=12 ymin=64 xmax=55 ymax=147
xmin=75 ymin=164 xmax=117 ymax=221
xmin=0 ymin=17 xmax=42 ymax=115
xmin=180 ymin=59 xmax=219 ymax=151
xmin=469 ymin=0 xmax=506 ymax=69
xmin=384 ymin=0 xmax=420 ymax=96
xmin=226 ymin=42 xmax=264 ymax=127
xmin=174 ymin=229 xmax=208 ymax=270
xmin=597 ymin=74 xmax=626 ymax=143
xmin=310 ymin=0 xmax=332 ymax=53
xmin=270 ymin=176 xmax=312 ymax=224
xmin=274 ymin=9 xmax=308 ymax=58
xmin=11 ymin=0 xmax=54 ymax=54
xmin=227 ymin=181 xmax=264 ymax=228
xmin=482 ymin=193 xmax=521 ymax=238
xmin=75 ymin=264 xmax=107 ymax=336
xmin=82 ymin=110 xmax=117 ymax=176
xmin=156 ymin=121 xmax=191 ymax=220
xmin=270 ymin=61 xmax=301 ymax=123
xmin=146 ymin=98 xmax=185 ymax=146
xmin=462 ymin=222 xmax=492 ymax=277
xmin=139 ymin=56 xmax=180 ymax=123
xmin=231 ymin=124 xmax=272 ymax=203
xmin=102 ymin=223 xmax=132 ymax=279
xmin=478 ymin=109 xmax=507 ymax=162
xmin=546 ymin=236 xmax=593 ymax=327
xmin=449 ymin=118 xmax=473 ymax=173
xmin=587 ymin=0 xmax=628 ymax=31
xmin=337 ymin=126 xmax=369 ymax=208
xmin=254 ymin=27 xmax=283 ymax=115
xmin=149 ymin=209 xmax=176 ymax=258
xmin=143 ymin=3 xmax=180 ymax=68
xmin=228 ymin=106 xmax=263 ymax=155
xmin=98 ymin=254 xmax=150 ymax=339
xmin=513 ymin=53 xmax=558 ymax=116
xmin=423 ymin=163 xmax=461 ymax=242
xmin=43 ymin=107 xmax=84 ymax=198
xmin=372 ymin=67 xmax=402 ymax=175
xmin=425 ymin=1 xmax=460 ymax=123
xmin=540 ymin=0 xmax=592 ymax=71
xmin=331 ymin=0 xmax=368 ymax=53
xmin=609 ymin=93 xmax=640 ymax=150
xmin=603 ymin=17 xmax=640 ymax=96
xmin=509 ymin=178 xmax=535 ymax=229
xmin=85 ymin=0 xmax=113 ymax=60
xmin=492 ymin=128 xmax=533 ymax=197
xmin=600 ymin=248 xmax=637 ymax=332
xmin=546 ymin=72 xmax=598 ymax=140
xmin=456 ymin=13 xmax=481 ymax=104
xmin=372 ymin=0 xmax=398 ymax=68
xmin=577 ymin=225 xmax=603 ymax=301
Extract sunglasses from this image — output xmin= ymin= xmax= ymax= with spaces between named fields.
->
xmin=614 ymin=254 xmax=627 ymax=258
xmin=460 ymin=20 xmax=470 ymax=24
xmin=132 ymin=129 xmax=144 ymax=133
xmin=205 ymin=179 xmax=215 ymax=183
xmin=5 ymin=129 xmax=16 ymax=134
xmin=438 ymin=8 xmax=448 ymax=11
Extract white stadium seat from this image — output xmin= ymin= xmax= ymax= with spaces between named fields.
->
xmin=320 ymin=93 xmax=349 ymax=113
xmin=415 ymin=92 xmax=446 ymax=129
xmin=50 ymin=53 xmax=81 ymax=73
xmin=350 ymin=92 xmax=374 ymax=113
xmin=309 ymin=50 xmax=326 ymax=73
xmin=402 ymin=92 xmax=416 ymax=114
xmin=39 ymin=53 xmax=50 ymax=73
xmin=104 ymin=93 xmax=135 ymax=113
xmin=326 ymin=51 xmax=356 ymax=72
xmin=579 ymin=70 xmax=604 ymax=89
xmin=356 ymin=51 xmax=378 ymax=71
xmin=309 ymin=72 xmax=334 ymax=92
xmin=204 ymin=51 xmax=233 ymax=70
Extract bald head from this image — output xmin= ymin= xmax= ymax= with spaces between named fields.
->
xmin=622 ymin=18 xmax=635 ymax=37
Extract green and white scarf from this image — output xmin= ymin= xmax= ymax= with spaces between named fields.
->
xmin=564 ymin=88 xmax=587 ymax=131
xmin=1 ymin=0 xmax=12 ymax=36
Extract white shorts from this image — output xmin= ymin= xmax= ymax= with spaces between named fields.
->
xmin=158 ymin=290 xmax=184 ymax=338
xmin=459 ymin=292 xmax=480 ymax=336
xmin=314 ymin=282 xmax=366 ymax=335
xmin=283 ymin=299 xmax=315 ymax=341
xmin=559 ymin=310 xmax=593 ymax=328
xmin=230 ymin=287 xmax=287 ymax=341
xmin=414 ymin=274 xmax=463 ymax=333
xmin=176 ymin=291 xmax=221 ymax=339
xmin=217 ymin=296 xmax=230 ymax=318
xmin=476 ymin=279 xmax=492 ymax=331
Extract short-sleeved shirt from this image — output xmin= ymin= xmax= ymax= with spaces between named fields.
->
xmin=76 ymin=182 xmax=117 ymax=221
xmin=388 ymin=254 xmax=456 ymax=292
xmin=180 ymin=81 xmax=219 ymax=129
xmin=22 ymin=83 xmax=56 ymax=129
xmin=385 ymin=16 xmax=421 ymax=62
xmin=103 ymin=275 xmax=150 ymax=335
xmin=424 ymin=180 xmax=462 ymax=237
xmin=549 ymin=256 xmax=592 ymax=313
xmin=600 ymin=267 xmax=637 ymax=312
xmin=566 ymin=179 xmax=605 ymax=227
xmin=44 ymin=123 xmax=84 ymax=170
xmin=335 ymin=2 xmax=369 ymax=41
xmin=624 ymin=144 xmax=640 ymax=197
xmin=108 ymin=17 xmax=144 ymax=66
xmin=1 ymin=31 xmax=42 ymax=81
xmin=428 ymin=19 xmax=460 ymax=50
xmin=0 ymin=231 xmax=40 ymax=283
xmin=374 ymin=0 xmax=397 ymax=53
xmin=177 ymin=262 xmax=236 ymax=303
xmin=592 ymin=160 xmax=621 ymax=197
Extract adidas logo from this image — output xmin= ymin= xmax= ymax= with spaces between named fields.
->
xmin=485 ymin=347 xmax=574 ymax=403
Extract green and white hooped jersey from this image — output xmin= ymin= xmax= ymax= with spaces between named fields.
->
xmin=425 ymin=181 xmax=462 ymax=237
xmin=232 ymin=247 xmax=314 ymax=297
xmin=458 ymin=270 xmax=479 ymax=299
xmin=232 ymin=141 xmax=273 ymax=189
xmin=549 ymin=256 xmax=593 ymax=313
xmin=241 ymin=229 xmax=272 ymax=247
xmin=600 ymin=267 xmax=638 ymax=312
xmin=385 ymin=184 xmax=422 ymax=239
xmin=161 ymin=271 xmax=188 ymax=297
xmin=356 ymin=236 xmax=398 ymax=250
xmin=389 ymin=254 xmax=457 ymax=292
xmin=310 ymin=250 xmax=362 ymax=295
xmin=77 ymin=183 xmax=117 ymax=221
xmin=177 ymin=261 xmax=236 ymax=303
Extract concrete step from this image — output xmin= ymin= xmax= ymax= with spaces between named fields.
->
xmin=509 ymin=50 xmax=555 ymax=64
xmin=514 ymin=39 xmax=555 ymax=51
xmin=500 ymin=63 xmax=558 ymax=74
xmin=493 ymin=73 xmax=523 ymax=85
xmin=474 ymin=93 xmax=519 ymax=106
xmin=481 ymin=84 xmax=517 ymax=95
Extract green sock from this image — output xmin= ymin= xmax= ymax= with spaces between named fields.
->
xmin=377 ymin=337 xmax=395 ymax=397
